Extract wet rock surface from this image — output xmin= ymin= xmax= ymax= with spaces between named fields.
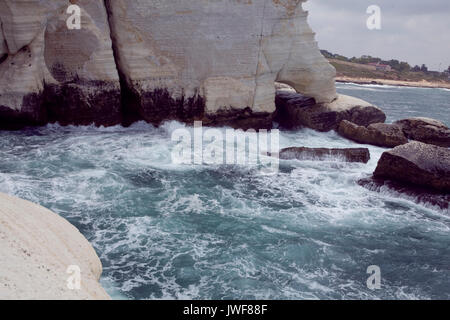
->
xmin=275 ymin=91 xmax=386 ymax=131
xmin=358 ymin=178 xmax=450 ymax=211
xmin=338 ymin=120 xmax=408 ymax=148
xmin=280 ymin=146 xmax=370 ymax=163
xmin=394 ymin=117 xmax=450 ymax=147
xmin=374 ymin=141 xmax=450 ymax=192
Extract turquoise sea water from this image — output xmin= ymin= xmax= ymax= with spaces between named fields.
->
xmin=337 ymin=83 xmax=450 ymax=125
xmin=0 ymin=83 xmax=449 ymax=299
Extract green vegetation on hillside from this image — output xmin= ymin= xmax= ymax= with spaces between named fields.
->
xmin=321 ymin=50 xmax=450 ymax=83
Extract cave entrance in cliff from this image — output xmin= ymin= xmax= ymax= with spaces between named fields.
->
xmin=273 ymin=81 xmax=316 ymax=129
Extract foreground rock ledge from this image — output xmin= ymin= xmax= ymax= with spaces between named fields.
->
xmin=374 ymin=141 xmax=450 ymax=192
xmin=280 ymin=147 xmax=370 ymax=163
xmin=0 ymin=193 xmax=110 ymax=300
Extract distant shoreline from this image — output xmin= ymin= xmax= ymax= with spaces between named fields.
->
xmin=336 ymin=76 xmax=450 ymax=90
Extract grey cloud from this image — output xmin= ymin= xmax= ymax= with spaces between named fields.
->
xmin=307 ymin=0 xmax=450 ymax=15
xmin=304 ymin=0 xmax=450 ymax=71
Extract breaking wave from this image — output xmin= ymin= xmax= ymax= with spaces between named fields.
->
xmin=0 ymin=84 xmax=449 ymax=299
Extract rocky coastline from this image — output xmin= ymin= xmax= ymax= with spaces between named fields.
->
xmin=0 ymin=0 xmax=338 ymax=130
xmin=0 ymin=0 xmax=449 ymax=300
xmin=336 ymin=77 xmax=450 ymax=90
xmin=279 ymin=87 xmax=449 ymax=209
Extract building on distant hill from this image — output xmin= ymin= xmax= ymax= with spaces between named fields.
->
xmin=368 ymin=62 xmax=392 ymax=72
xmin=444 ymin=70 xmax=450 ymax=79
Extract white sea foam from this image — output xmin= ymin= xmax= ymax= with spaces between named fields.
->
xmin=1 ymin=87 xmax=449 ymax=299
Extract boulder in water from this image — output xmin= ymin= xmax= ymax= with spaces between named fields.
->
xmin=374 ymin=141 xmax=450 ymax=192
xmin=275 ymin=92 xmax=386 ymax=131
xmin=338 ymin=120 xmax=408 ymax=148
xmin=394 ymin=117 xmax=450 ymax=147
xmin=280 ymin=146 xmax=370 ymax=163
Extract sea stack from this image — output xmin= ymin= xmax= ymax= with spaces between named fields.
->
xmin=1 ymin=0 xmax=341 ymax=129
xmin=103 ymin=0 xmax=337 ymax=127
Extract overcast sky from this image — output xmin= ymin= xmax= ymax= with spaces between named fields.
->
xmin=304 ymin=0 xmax=450 ymax=71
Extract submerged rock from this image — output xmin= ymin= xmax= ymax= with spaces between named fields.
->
xmin=275 ymin=91 xmax=386 ymax=131
xmin=394 ymin=117 xmax=450 ymax=147
xmin=280 ymin=146 xmax=370 ymax=163
xmin=374 ymin=141 xmax=450 ymax=192
xmin=0 ymin=193 xmax=110 ymax=300
xmin=338 ymin=120 xmax=408 ymax=148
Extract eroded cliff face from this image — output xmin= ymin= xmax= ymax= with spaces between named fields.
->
xmin=0 ymin=0 xmax=121 ymax=128
xmin=0 ymin=0 xmax=337 ymax=129
xmin=105 ymin=0 xmax=336 ymax=127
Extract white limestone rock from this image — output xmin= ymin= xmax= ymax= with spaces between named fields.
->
xmin=1 ymin=0 xmax=343 ymax=129
xmin=0 ymin=193 xmax=110 ymax=300
xmin=0 ymin=0 xmax=47 ymax=55
xmin=105 ymin=0 xmax=337 ymax=125
xmin=0 ymin=0 xmax=121 ymax=128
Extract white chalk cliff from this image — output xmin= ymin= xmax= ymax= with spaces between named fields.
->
xmin=0 ymin=0 xmax=342 ymax=129
xmin=0 ymin=193 xmax=110 ymax=300
xmin=104 ymin=0 xmax=336 ymax=124
xmin=0 ymin=0 xmax=121 ymax=127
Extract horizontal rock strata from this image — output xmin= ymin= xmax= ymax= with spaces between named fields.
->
xmin=280 ymin=146 xmax=370 ymax=163
xmin=338 ymin=120 xmax=408 ymax=148
xmin=0 ymin=0 xmax=386 ymax=131
xmin=275 ymin=91 xmax=386 ymax=131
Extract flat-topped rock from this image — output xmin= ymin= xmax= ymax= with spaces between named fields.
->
xmin=374 ymin=141 xmax=450 ymax=192
xmin=276 ymin=92 xmax=386 ymax=131
xmin=280 ymin=146 xmax=370 ymax=163
xmin=0 ymin=193 xmax=110 ymax=300
xmin=394 ymin=117 xmax=450 ymax=147
xmin=338 ymin=120 xmax=408 ymax=148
